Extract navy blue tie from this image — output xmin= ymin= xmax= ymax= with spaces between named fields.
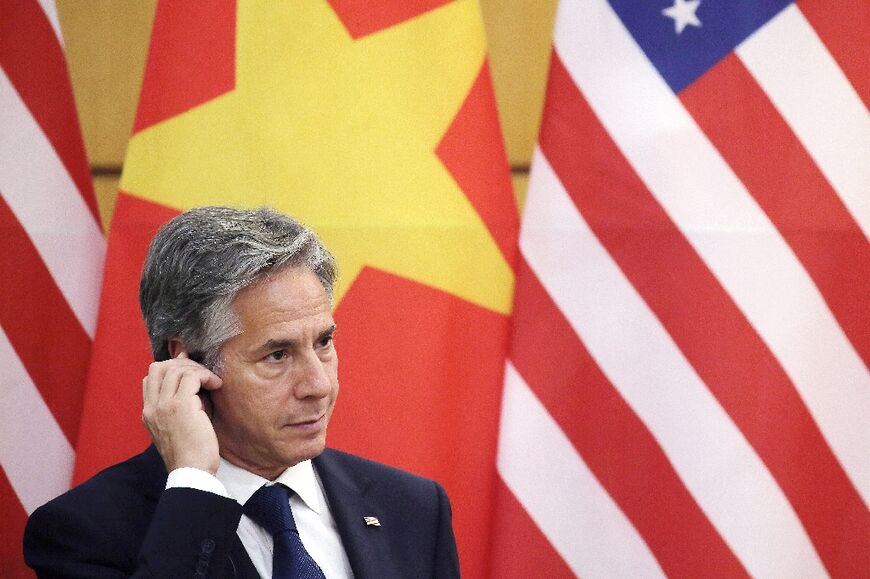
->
xmin=244 ymin=483 xmax=326 ymax=579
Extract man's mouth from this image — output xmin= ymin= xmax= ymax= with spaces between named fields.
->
xmin=286 ymin=414 xmax=326 ymax=431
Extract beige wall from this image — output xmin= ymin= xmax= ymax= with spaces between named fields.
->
xmin=56 ymin=1 xmax=557 ymax=230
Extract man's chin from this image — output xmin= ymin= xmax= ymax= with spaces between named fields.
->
xmin=284 ymin=434 xmax=327 ymax=466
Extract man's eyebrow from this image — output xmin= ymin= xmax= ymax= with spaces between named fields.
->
xmin=320 ymin=324 xmax=337 ymax=337
xmin=259 ymin=325 xmax=336 ymax=352
xmin=261 ymin=338 xmax=295 ymax=352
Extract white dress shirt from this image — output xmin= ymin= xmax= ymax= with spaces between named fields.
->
xmin=166 ymin=459 xmax=354 ymax=578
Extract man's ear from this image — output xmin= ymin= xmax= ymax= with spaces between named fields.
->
xmin=167 ymin=338 xmax=189 ymax=359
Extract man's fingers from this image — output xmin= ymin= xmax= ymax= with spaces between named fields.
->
xmin=143 ymin=357 xmax=222 ymax=408
xmin=143 ymin=361 xmax=166 ymax=407
xmin=175 ymin=368 xmax=222 ymax=399
xmin=199 ymin=369 xmax=223 ymax=391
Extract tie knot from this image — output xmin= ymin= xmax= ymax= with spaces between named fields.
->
xmin=244 ymin=483 xmax=297 ymax=536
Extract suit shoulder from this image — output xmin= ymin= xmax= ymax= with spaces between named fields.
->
xmin=320 ymin=447 xmax=442 ymax=490
xmin=28 ymin=447 xmax=163 ymax=534
xmin=25 ymin=448 xmax=164 ymax=573
xmin=316 ymin=448 xmax=452 ymax=517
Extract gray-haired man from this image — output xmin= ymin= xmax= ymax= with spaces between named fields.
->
xmin=25 ymin=207 xmax=461 ymax=578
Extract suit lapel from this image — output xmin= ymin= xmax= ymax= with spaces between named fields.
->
xmin=314 ymin=450 xmax=398 ymax=579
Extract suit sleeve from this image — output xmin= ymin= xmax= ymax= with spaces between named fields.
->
xmin=432 ymin=482 xmax=461 ymax=578
xmin=24 ymin=488 xmax=243 ymax=578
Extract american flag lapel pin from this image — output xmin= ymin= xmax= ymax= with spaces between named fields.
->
xmin=363 ymin=516 xmax=381 ymax=527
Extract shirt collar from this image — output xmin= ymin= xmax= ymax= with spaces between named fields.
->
xmin=215 ymin=457 xmax=323 ymax=515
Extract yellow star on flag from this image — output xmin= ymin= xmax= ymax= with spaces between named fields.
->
xmin=121 ymin=0 xmax=513 ymax=313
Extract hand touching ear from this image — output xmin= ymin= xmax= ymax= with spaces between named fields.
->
xmin=141 ymin=352 xmax=224 ymax=474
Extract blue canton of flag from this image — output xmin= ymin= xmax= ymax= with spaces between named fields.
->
xmin=608 ymin=0 xmax=794 ymax=92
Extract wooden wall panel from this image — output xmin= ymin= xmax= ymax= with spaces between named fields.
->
xmin=481 ymin=0 xmax=558 ymax=168
xmin=56 ymin=0 xmax=156 ymax=169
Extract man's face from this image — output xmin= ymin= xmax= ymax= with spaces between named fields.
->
xmin=210 ymin=266 xmax=338 ymax=478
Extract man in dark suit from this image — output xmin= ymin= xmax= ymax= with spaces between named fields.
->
xmin=24 ymin=207 xmax=460 ymax=578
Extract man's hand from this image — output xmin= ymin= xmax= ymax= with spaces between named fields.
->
xmin=141 ymin=353 xmax=224 ymax=475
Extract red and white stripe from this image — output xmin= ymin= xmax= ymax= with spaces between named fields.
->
xmin=495 ymin=0 xmax=869 ymax=577
xmin=0 ymin=0 xmax=104 ymax=572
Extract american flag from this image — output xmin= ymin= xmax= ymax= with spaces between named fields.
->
xmin=491 ymin=0 xmax=869 ymax=577
xmin=0 ymin=1 xmax=105 ymax=575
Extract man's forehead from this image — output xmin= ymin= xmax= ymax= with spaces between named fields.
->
xmin=237 ymin=265 xmax=328 ymax=301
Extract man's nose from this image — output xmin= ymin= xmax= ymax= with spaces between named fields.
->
xmin=294 ymin=351 xmax=332 ymax=398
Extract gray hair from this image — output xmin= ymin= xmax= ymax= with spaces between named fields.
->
xmin=139 ymin=206 xmax=337 ymax=369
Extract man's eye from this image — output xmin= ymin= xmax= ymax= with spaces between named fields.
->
xmin=267 ymin=351 xmax=287 ymax=361
xmin=318 ymin=335 xmax=334 ymax=348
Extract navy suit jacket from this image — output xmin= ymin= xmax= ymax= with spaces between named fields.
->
xmin=24 ymin=445 xmax=460 ymax=578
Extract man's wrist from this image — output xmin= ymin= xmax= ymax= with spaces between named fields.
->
xmin=165 ymin=467 xmax=229 ymax=498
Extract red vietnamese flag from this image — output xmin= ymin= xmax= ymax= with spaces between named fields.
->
xmin=73 ymin=1 xmax=517 ymax=576
xmin=0 ymin=0 xmax=105 ymax=576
